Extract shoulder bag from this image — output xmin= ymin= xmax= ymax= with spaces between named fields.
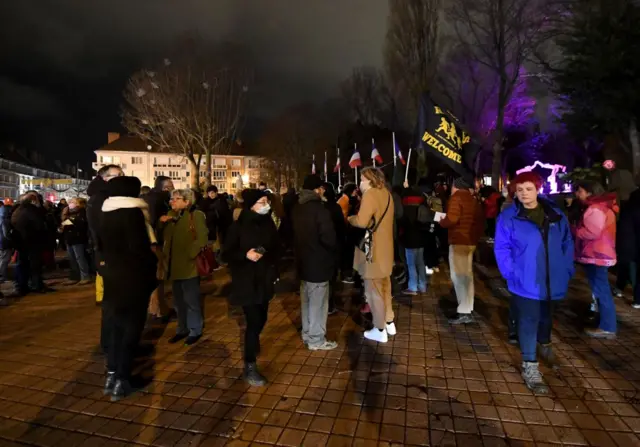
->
xmin=189 ymin=212 xmax=218 ymax=276
xmin=357 ymin=192 xmax=391 ymax=263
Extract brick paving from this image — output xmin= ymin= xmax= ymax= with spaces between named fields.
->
xmin=1 ymin=262 xmax=640 ymax=446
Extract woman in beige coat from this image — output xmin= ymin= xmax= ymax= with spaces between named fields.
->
xmin=348 ymin=167 xmax=395 ymax=343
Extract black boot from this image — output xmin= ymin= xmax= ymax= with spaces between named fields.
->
xmin=111 ymin=379 xmax=132 ymax=402
xmin=103 ymin=372 xmax=116 ymax=395
xmin=244 ymin=362 xmax=267 ymax=387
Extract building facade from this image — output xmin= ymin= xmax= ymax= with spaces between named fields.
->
xmin=93 ymin=133 xmax=273 ymax=193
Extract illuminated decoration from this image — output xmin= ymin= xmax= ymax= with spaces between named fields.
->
xmin=516 ymin=161 xmax=567 ymax=194
xmin=603 ymin=160 xmax=616 ymax=171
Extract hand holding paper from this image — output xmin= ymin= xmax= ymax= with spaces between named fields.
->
xmin=433 ymin=212 xmax=446 ymax=223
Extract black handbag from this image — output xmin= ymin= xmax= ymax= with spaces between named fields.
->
xmin=357 ymin=193 xmax=391 ymax=263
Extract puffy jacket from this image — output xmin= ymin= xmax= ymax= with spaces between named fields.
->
xmin=439 ymin=189 xmax=484 ymax=246
xmin=494 ymin=197 xmax=575 ymax=300
xmin=574 ymin=193 xmax=617 ymax=267
xmin=484 ymin=192 xmax=501 ymax=219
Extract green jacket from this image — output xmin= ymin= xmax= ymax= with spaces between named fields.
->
xmin=160 ymin=208 xmax=208 ymax=281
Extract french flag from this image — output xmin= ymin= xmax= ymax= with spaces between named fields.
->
xmin=349 ymin=147 xmax=362 ymax=168
xmin=334 ymin=154 xmax=340 ymax=173
xmin=371 ymin=139 xmax=383 ymax=164
xmin=394 ymin=141 xmax=406 ymax=165
xmin=311 ymin=154 xmax=316 ymax=175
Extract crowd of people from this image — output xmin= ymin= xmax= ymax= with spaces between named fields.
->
xmin=1 ymin=162 xmax=638 ymax=400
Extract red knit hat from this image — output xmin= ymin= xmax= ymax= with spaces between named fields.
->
xmin=512 ymin=172 xmax=543 ymax=190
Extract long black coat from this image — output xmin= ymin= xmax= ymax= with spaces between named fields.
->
xmin=97 ymin=206 xmax=157 ymax=314
xmin=223 ymin=209 xmax=280 ymax=306
xmin=11 ymin=202 xmax=46 ymax=252
xmin=617 ymin=189 xmax=640 ymax=264
xmin=400 ymin=189 xmax=431 ymax=249
xmin=292 ymin=190 xmax=337 ymax=283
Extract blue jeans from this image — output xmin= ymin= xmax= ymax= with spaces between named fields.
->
xmin=68 ymin=244 xmax=90 ymax=281
xmin=513 ymin=295 xmax=554 ymax=362
xmin=583 ymin=264 xmax=617 ymax=333
xmin=405 ymin=248 xmax=427 ymax=292
xmin=172 ymin=277 xmax=203 ymax=336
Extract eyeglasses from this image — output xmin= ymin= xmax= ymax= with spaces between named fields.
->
xmin=170 ymin=197 xmax=185 ymax=202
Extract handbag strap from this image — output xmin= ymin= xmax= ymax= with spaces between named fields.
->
xmin=369 ymin=193 xmax=391 ymax=233
xmin=188 ymin=211 xmax=197 ymax=242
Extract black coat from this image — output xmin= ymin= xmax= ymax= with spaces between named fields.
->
xmin=97 ymin=206 xmax=158 ymax=313
xmin=63 ymin=208 xmax=90 ymax=246
xmin=199 ymin=196 xmax=232 ymax=242
xmin=144 ymin=189 xmax=171 ymax=230
xmin=617 ymin=189 xmax=640 ymax=264
xmin=223 ymin=210 xmax=280 ymax=306
xmin=11 ymin=202 xmax=46 ymax=252
xmin=292 ymin=190 xmax=337 ymax=283
xmin=400 ymin=190 xmax=431 ymax=249
xmin=87 ymin=177 xmax=109 ymax=249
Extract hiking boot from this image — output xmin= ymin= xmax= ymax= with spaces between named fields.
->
xmin=585 ymin=328 xmax=617 ymax=340
xmin=537 ymin=343 xmax=555 ymax=365
xmin=111 ymin=379 xmax=132 ymax=402
xmin=308 ymin=340 xmax=338 ymax=351
xmin=103 ymin=371 xmax=116 ymax=395
xmin=521 ymin=362 xmax=548 ymax=394
xmin=364 ymin=328 xmax=388 ymax=343
xmin=448 ymin=314 xmax=474 ymax=325
xmin=244 ymin=362 xmax=267 ymax=386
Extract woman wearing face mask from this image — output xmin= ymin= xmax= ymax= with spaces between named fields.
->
xmin=348 ymin=168 xmax=395 ymax=343
xmin=158 ymin=189 xmax=209 ymax=346
xmin=223 ymin=189 xmax=280 ymax=386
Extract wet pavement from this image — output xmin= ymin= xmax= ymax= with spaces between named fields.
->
xmin=1 ymin=263 xmax=640 ymax=446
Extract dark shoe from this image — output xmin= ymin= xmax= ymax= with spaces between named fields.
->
xmin=244 ymin=362 xmax=267 ymax=386
xmin=184 ymin=334 xmax=202 ymax=346
xmin=508 ymin=332 xmax=519 ymax=345
xmin=111 ymin=379 xmax=132 ymax=402
xmin=585 ymin=311 xmax=599 ymax=326
xmin=521 ymin=362 xmax=548 ymax=394
xmin=77 ymin=279 xmax=93 ymax=286
xmin=585 ymin=328 xmax=617 ymax=339
xmin=537 ymin=343 xmax=555 ymax=365
xmin=449 ymin=314 xmax=474 ymax=325
xmin=402 ymin=289 xmax=418 ymax=296
xmin=342 ymin=276 xmax=355 ymax=284
xmin=63 ymin=280 xmax=79 ymax=286
xmin=103 ymin=372 xmax=116 ymax=395
xmin=169 ymin=333 xmax=189 ymax=344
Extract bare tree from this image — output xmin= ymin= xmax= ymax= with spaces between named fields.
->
xmin=340 ymin=67 xmax=387 ymax=126
xmin=448 ymin=0 xmax=549 ymax=186
xmin=385 ymin=0 xmax=444 ymax=123
xmin=122 ymin=42 xmax=251 ymax=189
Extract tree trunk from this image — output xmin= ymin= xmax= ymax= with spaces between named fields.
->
xmin=630 ymin=119 xmax=640 ymax=179
xmin=204 ymin=148 xmax=212 ymax=189
xmin=492 ymin=86 xmax=507 ymax=188
xmin=189 ymin=158 xmax=199 ymax=190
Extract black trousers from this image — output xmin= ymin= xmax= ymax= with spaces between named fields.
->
xmin=242 ymin=301 xmax=269 ymax=363
xmin=100 ymin=300 xmax=114 ymax=353
xmin=15 ymin=249 xmax=44 ymax=294
xmin=107 ymin=304 xmax=148 ymax=380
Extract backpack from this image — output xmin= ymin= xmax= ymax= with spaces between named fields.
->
xmin=416 ymin=203 xmax=434 ymax=224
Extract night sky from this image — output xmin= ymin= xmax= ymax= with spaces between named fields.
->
xmin=0 ymin=0 xmax=388 ymax=168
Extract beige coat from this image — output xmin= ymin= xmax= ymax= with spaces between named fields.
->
xmin=348 ymin=187 xmax=394 ymax=279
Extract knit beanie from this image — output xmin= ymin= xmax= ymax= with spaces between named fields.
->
xmin=241 ymin=189 xmax=266 ymax=210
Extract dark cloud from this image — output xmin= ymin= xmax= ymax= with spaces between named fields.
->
xmin=0 ymin=0 xmax=388 ymax=164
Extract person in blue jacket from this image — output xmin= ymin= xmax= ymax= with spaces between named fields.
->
xmin=494 ymin=172 xmax=574 ymax=394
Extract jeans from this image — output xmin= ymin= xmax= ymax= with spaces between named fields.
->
xmin=300 ymin=281 xmax=329 ymax=347
xmin=0 ymin=249 xmax=13 ymax=282
xmin=172 ymin=277 xmax=203 ymax=336
xmin=15 ymin=249 xmax=44 ymax=293
xmin=449 ymin=245 xmax=476 ymax=314
xmin=405 ymin=248 xmax=427 ymax=292
xmin=68 ymin=244 xmax=90 ymax=281
xmin=242 ymin=302 xmax=269 ymax=362
xmin=364 ymin=277 xmax=395 ymax=329
xmin=583 ymin=264 xmax=617 ymax=333
xmin=513 ymin=295 xmax=554 ymax=362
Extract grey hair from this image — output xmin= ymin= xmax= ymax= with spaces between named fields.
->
xmin=172 ymin=188 xmax=195 ymax=204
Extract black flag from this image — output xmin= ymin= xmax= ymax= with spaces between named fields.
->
xmin=414 ymin=94 xmax=479 ymax=183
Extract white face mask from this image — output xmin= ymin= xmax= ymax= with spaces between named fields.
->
xmin=256 ymin=204 xmax=271 ymax=215
xmin=360 ymin=180 xmax=370 ymax=194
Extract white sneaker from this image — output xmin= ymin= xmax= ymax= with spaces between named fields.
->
xmin=632 ymin=304 xmax=640 ymax=309
xmin=386 ymin=322 xmax=397 ymax=336
xmin=425 ymin=268 xmax=434 ymax=275
xmin=364 ymin=328 xmax=388 ymax=343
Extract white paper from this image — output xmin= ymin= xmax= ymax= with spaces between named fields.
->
xmin=61 ymin=219 xmax=74 ymax=226
xmin=433 ymin=212 xmax=446 ymax=222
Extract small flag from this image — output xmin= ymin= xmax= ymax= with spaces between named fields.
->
xmin=371 ymin=139 xmax=383 ymax=164
xmin=334 ymin=151 xmax=340 ymax=173
xmin=394 ymin=141 xmax=406 ymax=165
xmin=349 ymin=148 xmax=362 ymax=168
xmin=312 ymin=154 xmax=316 ymax=175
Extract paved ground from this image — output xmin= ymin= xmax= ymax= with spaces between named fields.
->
xmin=1 ymin=261 xmax=640 ymax=446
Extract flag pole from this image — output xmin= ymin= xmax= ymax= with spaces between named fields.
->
xmin=392 ymin=132 xmax=397 ymax=167
xmin=354 ymin=143 xmax=358 ymax=186
xmin=405 ymin=148 xmax=412 ymax=183
xmin=324 ymin=151 xmax=328 ymax=182
xmin=337 ymin=147 xmax=342 ymax=190
xmin=372 ymin=138 xmax=376 ymax=168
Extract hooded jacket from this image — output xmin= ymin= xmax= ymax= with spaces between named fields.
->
xmin=494 ymin=197 xmax=575 ymax=301
xmin=574 ymin=193 xmax=617 ymax=267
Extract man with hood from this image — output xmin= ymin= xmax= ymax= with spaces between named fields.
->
xmin=87 ymin=164 xmax=123 ymax=353
xmin=144 ymin=176 xmax=174 ymax=320
xmin=292 ymin=175 xmax=338 ymax=351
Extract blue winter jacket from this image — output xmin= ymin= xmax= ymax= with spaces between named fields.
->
xmin=494 ymin=197 xmax=575 ymax=300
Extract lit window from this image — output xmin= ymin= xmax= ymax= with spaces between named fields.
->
xmin=231 ymin=159 xmax=241 ymax=167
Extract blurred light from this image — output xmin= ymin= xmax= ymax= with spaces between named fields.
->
xmin=516 ymin=160 xmax=566 ymax=194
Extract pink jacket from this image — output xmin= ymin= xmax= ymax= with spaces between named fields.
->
xmin=574 ymin=193 xmax=617 ymax=266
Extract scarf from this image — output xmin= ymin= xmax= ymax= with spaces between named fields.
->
xmin=101 ymin=196 xmax=157 ymax=244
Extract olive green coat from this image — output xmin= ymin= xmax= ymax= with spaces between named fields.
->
xmin=160 ymin=209 xmax=208 ymax=281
